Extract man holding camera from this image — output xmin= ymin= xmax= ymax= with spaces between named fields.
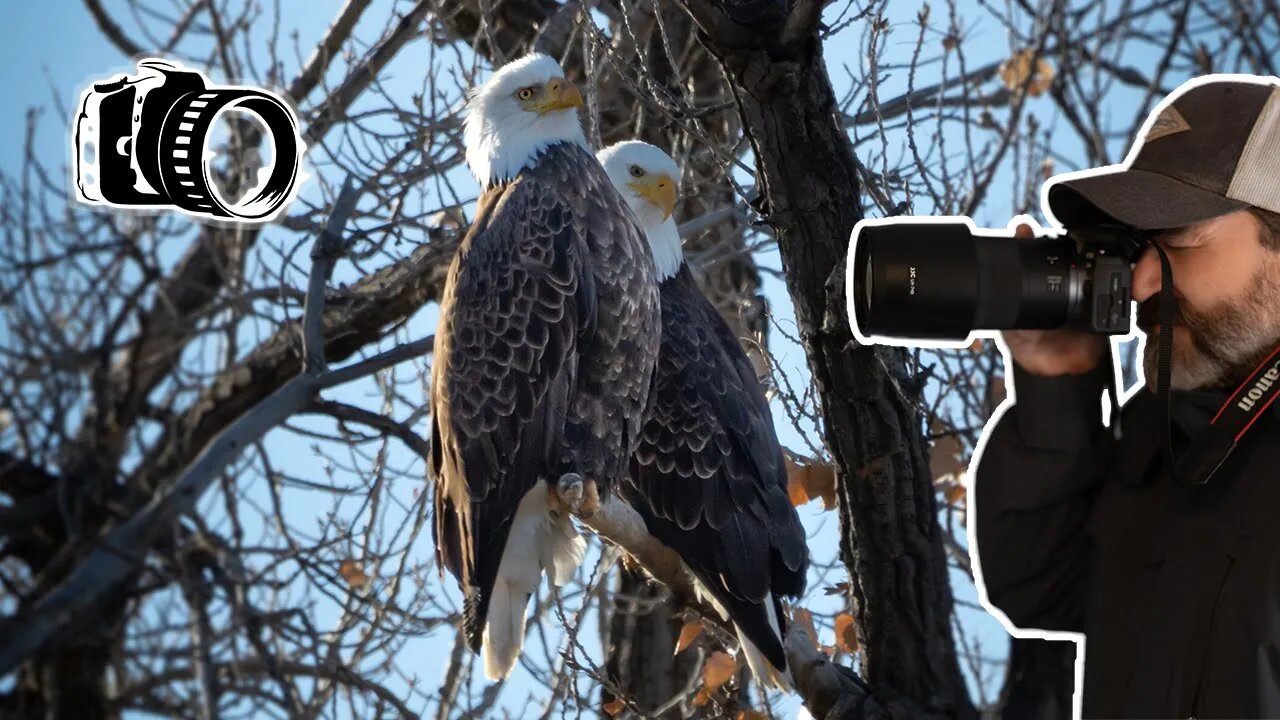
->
xmin=973 ymin=75 xmax=1280 ymax=717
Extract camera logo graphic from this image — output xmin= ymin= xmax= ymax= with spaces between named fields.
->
xmin=73 ymin=58 xmax=305 ymax=222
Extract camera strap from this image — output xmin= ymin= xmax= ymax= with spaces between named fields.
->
xmin=1180 ymin=344 xmax=1280 ymax=485
xmin=1153 ymin=242 xmax=1181 ymax=484
xmin=1149 ymin=239 xmax=1280 ymax=484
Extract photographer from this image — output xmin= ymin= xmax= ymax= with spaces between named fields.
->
xmin=973 ymin=76 xmax=1280 ymax=718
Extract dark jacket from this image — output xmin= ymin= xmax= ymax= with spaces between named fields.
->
xmin=974 ymin=360 xmax=1280 ymax=719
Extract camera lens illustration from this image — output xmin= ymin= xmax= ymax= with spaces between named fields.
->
xmin=73 ymin=58 xmax=305 ymax=222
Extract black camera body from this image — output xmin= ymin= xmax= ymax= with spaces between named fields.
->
xmin=75 ymin=61 xmax=205 ymax=208
xmin=848 ymin=219 xmax=1147 ymax=342
xmin=74 ymin=59 xmax=303 ymax=221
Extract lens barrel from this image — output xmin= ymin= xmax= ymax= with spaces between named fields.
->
xmin=851 ymin=222 xmax=1079 ymax=341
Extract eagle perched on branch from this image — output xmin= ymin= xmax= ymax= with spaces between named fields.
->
xmin=597 ymin=141 xmax=810 ymax=689
xmin=429 ymin=54 xmax=661 ymax=680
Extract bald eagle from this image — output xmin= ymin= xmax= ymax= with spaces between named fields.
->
xmin=597 ymin=141 xmax=809 ymax=689
xmin=430 ymin=55 xmax=661 ymax=680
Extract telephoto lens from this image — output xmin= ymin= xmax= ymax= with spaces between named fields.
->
xmin=848 ymin=220 xmax=1145 ymax=342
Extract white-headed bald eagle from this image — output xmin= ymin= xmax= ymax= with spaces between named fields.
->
xmin=597 ymin=141 xmax=809 ymax=689
xmin=429 ymin=55 xmax=661 ymax=681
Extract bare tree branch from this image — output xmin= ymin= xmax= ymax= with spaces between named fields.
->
xmin=0 ymin=176 xmax=364 ymax=676
xmin=83 ymin=0 xmax=145 ymax=56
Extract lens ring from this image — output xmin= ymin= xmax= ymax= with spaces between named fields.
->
xmin=157 ymin=89 xmax=301 ymax=220
xmin=862 ymin=252 xmax=873 ymax=313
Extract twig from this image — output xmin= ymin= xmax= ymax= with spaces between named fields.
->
xmin=288 ymin=0 xmax=376 ymax=101
xmin=678 ymin=202 xmax=748 ymax=240
xmin=303 ymin=0 xmax=433 ymax=144
xmin=83 ymin=0 xmax=145 ymax=56
xmin=317 ymin=335 xmax=434 ymax=389
xmin=304 ymin=398 xmax=432 ymax=461
xmin=304 ymin=175 xmax=360 ymax=372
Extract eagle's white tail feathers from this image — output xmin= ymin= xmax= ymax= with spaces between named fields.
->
xmin=482 ymin=578 xmax=529 ymax=680
xmin=736 ymin=594 xmax=793 ymax=691
xmin=481 ymin=483 xmax=586 ymax=680
xmin=550 ymin=513 xmax=586 ymax=586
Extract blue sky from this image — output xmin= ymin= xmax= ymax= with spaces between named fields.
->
xmin=1 ymin=1 xmax=1172 ymax=717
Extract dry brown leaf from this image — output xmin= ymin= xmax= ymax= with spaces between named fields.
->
xmin=338 ymin=559 xmax=369 ymax=589
xmin=701 ymin=651 xmax=740 ymax=696
xmin=967 ymin=338 xmax=985 ymax=352
xmin=945 ymin=483 xmax=967 ymax=507
xmin=1029 ymin=58 xmax=1055 ymax=96
xmin=693 ymin=688 xmax=712 ymax=708
xmin=999 ymin=49 xmax=1055 ymax=96
xmin=823 ymin=582 xmax=851 ymax=596
xmin=603 ymin=698 xmax=626 ymax=716
xmin=998 ymin=50 xmax=1031 ymax=88
xmin=792 ymin=606 xmax=818 ymax=647
xmin=675 ymin=619 xmax=704 ymax=655
xmin=737 ymin=712 xmax=768 ymax=720
xmin=786 ymin=457 xmax=837 ymax=510
xmin=834 ymin=613 xmax=860 ymax=653
xmin=809 ymin=465 xmax=837 ymax=509
xmin=787 ymin=465 xmax=810 ymax=507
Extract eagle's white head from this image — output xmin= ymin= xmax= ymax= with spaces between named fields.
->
xmin=463 ymin=53 xmax=589 ymax=187
xmin=597 ymin=140 xmax=683 ymax=281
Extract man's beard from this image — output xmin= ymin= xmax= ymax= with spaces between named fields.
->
xmin=1138 ymin=262 xmax=1280 ymax=391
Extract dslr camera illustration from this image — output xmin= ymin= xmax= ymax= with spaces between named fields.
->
xmin=74 ymin=58 xmax=304 ymax=222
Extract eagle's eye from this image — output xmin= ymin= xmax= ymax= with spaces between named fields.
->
xmin=628 ymin=165 xmax=645 ymax=178
xmin=516 ymin=86 xmax=537 ymax=101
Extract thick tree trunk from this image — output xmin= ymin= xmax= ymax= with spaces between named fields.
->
xmin=5 ymin=599 xmax=127 ymax=720
xmin=674 ymin=3 xmax=975 ymax=717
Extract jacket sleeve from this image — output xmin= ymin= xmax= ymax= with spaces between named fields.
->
xmin=972 ymin=359 xmax=1115 ymax=634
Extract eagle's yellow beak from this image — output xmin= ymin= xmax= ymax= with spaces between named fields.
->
xmin=535 ymin=77 xmax=584 ymax=114
xmin=630 ymin=174 xmax=677 ymax=221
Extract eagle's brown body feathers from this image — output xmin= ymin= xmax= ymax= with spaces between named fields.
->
xmin=626 ymin=264 xmax=808 ymax=679
xmin=430 ymin=142 xmax=660 ymax=659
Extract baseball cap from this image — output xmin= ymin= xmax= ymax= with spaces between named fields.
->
xmin=1046 ymin=74 xmax=1280 ymax=230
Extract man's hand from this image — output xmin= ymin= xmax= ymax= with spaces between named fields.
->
xmin=1000 ymin=223 xmax=1109 ymax=376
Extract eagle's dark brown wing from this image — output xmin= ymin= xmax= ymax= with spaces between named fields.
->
xmin=429 ymin=173 xmax=595 ymax=652
xmin=625 ymin=265 xmax=809 ymax=669
xmin=523 ymin=144 xmax=660 ymax=490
